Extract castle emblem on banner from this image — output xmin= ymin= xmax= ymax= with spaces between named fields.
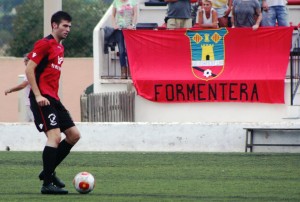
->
xmin=186 ymin=28 xmax=228 ymax=81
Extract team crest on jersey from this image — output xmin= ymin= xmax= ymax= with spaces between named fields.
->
xmin=58 ymin=56 xmax=64 ymax=65
xmin=186 ymin=28 xmax=228 ymax=81
xmin=48 ymin=113 xmax=57 ymax=126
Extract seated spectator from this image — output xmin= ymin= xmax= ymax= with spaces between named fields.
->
xmin=261 ymin=0 xmax=288 ymax=27
xmin=198 ymin=0 xmax=219 ymax=28
xmin=112 ymin=0 xmax=137 ymax=79
xmin=212 ymin=0 xmax=232 ymax=27
xmin=164 ymin=0 xmax=192 ymax=29
xmin=231 ymin=0 xmax=262 ymax=30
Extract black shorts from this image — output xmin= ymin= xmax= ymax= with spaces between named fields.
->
xmin=30 ymin=95 xmax=75 ymax=133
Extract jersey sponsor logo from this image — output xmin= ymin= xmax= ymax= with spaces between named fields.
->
xmin=32 ymin=52 xmax=37 ymax=58
xmin=51 ymin=63 xmax=61 ymax=71
xmin=48 ymin=113 xmax=57 ymax=126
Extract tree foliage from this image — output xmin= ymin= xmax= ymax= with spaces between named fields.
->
xmin=7 ymin=0 xmax=43 ymax=56
xmin=6 ymin=0 xmax=109 ymax=57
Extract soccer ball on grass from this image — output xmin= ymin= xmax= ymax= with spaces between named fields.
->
xmin=73 ymin=171 xmax=95 ymax=194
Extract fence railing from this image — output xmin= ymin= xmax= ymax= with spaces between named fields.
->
xmin=80 ymin=91 xmax=135 ymax=122
xmin=290 ymin=28 xmax=300 ymax=105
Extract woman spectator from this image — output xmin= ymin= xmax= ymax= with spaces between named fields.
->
xmin=198 ymin=0 xmax=219 ymax=28
xmin=112 ymin=0 xmax=137 ymax=79
xmin=212 ymin=0 xmax=232 ymax=27
xmin=231 ymin=0 xmax=262 ymax=30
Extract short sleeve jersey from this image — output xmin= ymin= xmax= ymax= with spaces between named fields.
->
xmin=113 ymin=0 xmax=137 ymax=28
xmin=28 ymin=35 xmax=64 ymax=100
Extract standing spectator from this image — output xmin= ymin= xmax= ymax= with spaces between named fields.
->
xmin=212 ymin=0 xmax=232 ymax=27
xmin=112 ymin=0 xmax=138 ymax=79
xmin=5 ymin=53 xmax=33 ymax=122
xmin=261 ymin=0 xmax=288 ymax=26
xmin=258 ymin=0 xmax=269 ymax=26
xmin=231 ymin=0 xmax=262 ymax=30
xmin=165 ymin=0 xmax=192 ymax=29
xmin=198 ymin=0 xmax=219 ymax=28
xmin=25 ymin=11 xmax=81 ymax=194
xmin=191 ymin=0 xmax=201 ymax=26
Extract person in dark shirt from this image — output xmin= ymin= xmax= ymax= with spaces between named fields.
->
xmin=231 ymin=0 xmax=262 ymax=30
xmin=165 ymin=0 xmax=192 ymax=29
xmin=25 ymin=11 xmax=81 ymax=195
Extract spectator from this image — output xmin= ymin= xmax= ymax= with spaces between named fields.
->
xmin=165 ymin=0 xmax=192 ymax=29
xmin=4 ymin=53 xmax=33 ymax=122
xmin=198 ymin=0 xmax=219 ymax=28
xmin=261 ymin=0 xmax=288 ymax=26
xmin=212 ymin=0 xmax=232 ymax=27
xmin=258 ymin=0 xmax=268 ymax=27
xmin=191 ymin=0 xmax=200 ymax=26
xmin=231 ymin=0 xmax=262 ymax=30
xmin=112 ymin=0 xmax=137 ymax=79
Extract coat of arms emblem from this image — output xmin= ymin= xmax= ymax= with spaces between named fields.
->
xmin=186 ymin=28 xmax=228 ymax=81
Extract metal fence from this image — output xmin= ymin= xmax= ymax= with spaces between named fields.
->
xmin=290 ymin=29 xmax=300 ymax=105
xmin=80 ymin=91 xmax=135 ymax=122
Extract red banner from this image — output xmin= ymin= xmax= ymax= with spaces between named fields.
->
xmin=123 ymin=27 xmax=293 ymax=103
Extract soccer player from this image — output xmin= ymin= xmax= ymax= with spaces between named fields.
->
xmin=25 ymin=11 xmax=81 ymax=195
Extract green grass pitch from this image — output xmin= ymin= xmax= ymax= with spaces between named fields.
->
xmin=0 ymin=152 xmax=300 ymax=201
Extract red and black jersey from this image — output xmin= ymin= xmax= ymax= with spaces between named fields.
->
xmin=28 ymin=35 xmax=64 ymax=100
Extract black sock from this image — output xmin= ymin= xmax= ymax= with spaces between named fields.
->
xmin=42 ymin=146 xmax=58 ymax=186
xmin=55 ymin=139 xmax=74 ymax=168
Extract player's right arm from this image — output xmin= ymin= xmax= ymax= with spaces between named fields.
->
xmin=25 ymin=60 xmax=50 ymax=106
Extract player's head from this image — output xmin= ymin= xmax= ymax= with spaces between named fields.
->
xmin=51 ymin=11 xmax=72 ymax=40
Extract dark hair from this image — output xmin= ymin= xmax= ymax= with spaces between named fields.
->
xmin=51 ymin=11 xmax=72 ymax=25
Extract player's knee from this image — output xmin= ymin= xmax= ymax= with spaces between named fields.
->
xmin=68 ymin=131 xmax=81 ymax=145
xmin=73 ymin=131 xmax=81 ymax=144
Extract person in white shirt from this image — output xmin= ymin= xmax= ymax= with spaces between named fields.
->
xmin=4 ymin=53 xmax=33 ymax=122
xmin=212 ymin=0 xmax=232 ymax=27
xmin=261 ymin=0 xmax=288 ymax=26
xmin=198 ymin=0 xmax=219 ymax=28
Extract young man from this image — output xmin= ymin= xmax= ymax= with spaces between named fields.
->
xmin=25 ymin=11 xmax=81 ymax=195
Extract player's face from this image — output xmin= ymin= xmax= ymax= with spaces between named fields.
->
xmin=53 ymin=20 xmax=71 ymax=40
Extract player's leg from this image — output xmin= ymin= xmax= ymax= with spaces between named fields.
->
xmin=40 ymin=128 xmax=68 ymax=194
xmin=55 ymin=126 xmax=80 ymax=168
xmin=52 ymin=101 xmax=80 ymax=170
xmin=30 ymin=95 xmax=68 ymax=194
xmin=42 ymin=128 xmax=61 ymax=185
